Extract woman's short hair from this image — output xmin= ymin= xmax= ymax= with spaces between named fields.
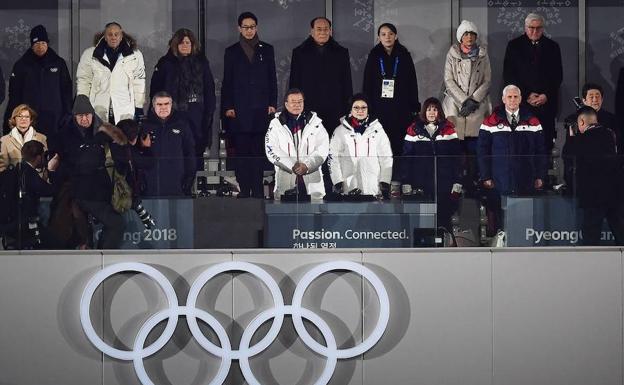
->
xmin=8 ymin=104 xmax=37 ymax=129
xmin=419 ymin=97 xmax=445 ymax=122
xmin=169 ymin=28 xmax=200 ymax=57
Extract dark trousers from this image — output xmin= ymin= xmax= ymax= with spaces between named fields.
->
xmin=461 ymin=138 xmax=479 ymax=196
xmin=482 ymin=188 xmax=503 ymax=237
xmin=531 ymin=107 xmax=556 ymax=153
xmin=77 ymin=200 xmax=125 ymax=249
xmin=436 ymin=193 xmax=459 ymax=232
xmin=231 ymin=133 xmax=265 ymax=197
xmin=582 ymin=205 xmax=624 ymax=246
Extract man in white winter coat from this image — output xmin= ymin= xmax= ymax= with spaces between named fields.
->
xmin=265 ymin=89 xmax=329 ymax=200
xmin=76 ymin=22 xmax=146 ymax=124
xmin=329 ymin=93 xmax=393 ymax=196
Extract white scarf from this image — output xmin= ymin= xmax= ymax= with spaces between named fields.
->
xmin=10 ymin=126 xmax=35 ymax=146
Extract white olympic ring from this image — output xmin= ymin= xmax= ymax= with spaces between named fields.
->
xmin=80 ymin=261 xmax=390 ymax=385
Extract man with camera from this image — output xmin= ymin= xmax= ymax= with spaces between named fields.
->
xmin=141 ymin=91 xmax=196 ymax=197
xmin=0 ymin=140 xmax=56 ymax=249
xmin=564 ymin=106 xmax=624 ymax=245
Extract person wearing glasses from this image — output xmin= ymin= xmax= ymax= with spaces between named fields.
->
xmin=0 ymin=104 xmax=48 ymax=172
xmin=150 ymin=28 xmax=215 ymax=170
xmin=503 ymin=13 xmax=562 ymax=152
xmin=3 ymin=25 xmax=72 ymax=144
xmin=265 ymin=89 xmax=329 ymax=200
xmin=221 ymin=12 xmax=277 ymax=198
xmin=328 ymin=93 xmax=392 ymax=197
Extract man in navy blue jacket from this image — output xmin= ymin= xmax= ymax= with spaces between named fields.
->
xmin=142 ymin=91 xmax=196 ymax=197
xmin=478 ymin=84 xmax=547 ymax=235
xmin=221 ymin=12 xmax=277 ymax=198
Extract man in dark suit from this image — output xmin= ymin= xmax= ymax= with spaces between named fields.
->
xmin=503 ymin=13 xmax=562 ymax=152
xmin=221 ymin=12 xmax=277 ymax=198
xmin=289 ymin=17 xmax=353 ymax=193
xmin=289 ymin=17 xmax=352 ymax=134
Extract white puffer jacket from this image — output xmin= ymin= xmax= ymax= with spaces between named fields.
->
xmin=265 ymin=111 xmax=329 ymax=200
xmin=76 ymin=36 xmax=146 ymax=124
xmin=442 ymin=44 xmax=492 ymax=139
xmin=328 ymin=117 xmax=393 ymax=195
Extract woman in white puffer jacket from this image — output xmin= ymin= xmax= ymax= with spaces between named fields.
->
xmin=76 ymin=22 xmax=146 ymax=124
xmin=329 ymin=93 xmax=393 ymax=196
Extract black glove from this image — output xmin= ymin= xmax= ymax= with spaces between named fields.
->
xmin=333 ymin=182 xmax=344 ymax=193
xmin=134 ymin=107 xmax=145 ymax=122
xmin=459 ymin=98 xmax=480 ymax=117
xmin=379 ymin=182 xmax=390 ymax=199
xmin=181 ymin=176 xmax=194 ymax=196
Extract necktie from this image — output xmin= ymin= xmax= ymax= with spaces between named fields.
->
xmin=510 ymin=114 xmax=518 ymax=130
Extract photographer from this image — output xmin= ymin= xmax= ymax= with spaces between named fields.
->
xmin=1 ymin=140 xmax=56 ymax=249
xmin=116 ymin=119 xmax=155 ymax=228
xmin=564 ymin=106 xmax=624 ymax=245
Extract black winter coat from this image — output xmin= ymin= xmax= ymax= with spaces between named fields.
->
xmin=150 ymin=51 xmax=215 ymax=148
xmin=221 ymin=40 xmax=277 ymax=134
xmin=289 ymin=37 xmax=352 ymax=133
xmin=3 ymin=48 xmax=72 ymax=137
xmin=563 ymin=124 xmax=621 ymax=208
xmin=503 ymin=34 xmax=563 ymax=116
xmin=141 ymin=112 xmax=196 ymax=197
xmin=57 ymin=118 xmax=128 ymax=202
xmin=363 ymin=42 xmax=420 ymax=155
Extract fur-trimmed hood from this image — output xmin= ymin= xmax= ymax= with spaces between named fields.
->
xmin=98 ymin=122 xmax=128 ymax=145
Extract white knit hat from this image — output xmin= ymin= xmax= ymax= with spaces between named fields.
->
xmin=456 ymin=20 xmax=479 ymax=43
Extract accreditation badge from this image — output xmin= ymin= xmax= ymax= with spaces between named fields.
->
xmin=381 ymin=79 xmax=395 ymax=98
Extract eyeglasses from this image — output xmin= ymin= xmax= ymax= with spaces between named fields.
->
xmin=352 ymin=106 xmax=368 ymax=111
xmin=527 ymin=26 xmax=544 ymax=31
xmin=17 ymin=115 xmax=31 ymax=119
xmin=241 ymin=25 xmax=257 ymax=30
xmin=288 ymin=100 xmax=304 ymax=105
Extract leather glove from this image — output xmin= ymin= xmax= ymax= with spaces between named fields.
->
xmin=459 ymin=98 xmax=479 ymax=117
xmin=379 ymin=182 xmax=390 ymax=199
xmin=333 ymin=182 xmax=344 ymax=194
xmin=134 ymin=107 xmax=145 ymax=122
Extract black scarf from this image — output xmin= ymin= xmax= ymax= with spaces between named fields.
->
xmin=104 ymin=45 xmax=120 ymax=70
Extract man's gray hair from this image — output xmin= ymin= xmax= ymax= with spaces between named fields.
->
xmin=151 ymin=91 xmax=173 ymax=106
xmin=525 ymin=13 xmax=545 ymax=27
xmin=502 ymin=84 xmax=521 ymax=97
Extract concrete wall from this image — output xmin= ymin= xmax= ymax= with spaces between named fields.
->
xmin=0 ymin=248 xmax=622 ymax=385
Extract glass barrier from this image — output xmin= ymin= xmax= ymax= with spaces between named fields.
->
xmin=1 ymin=152 xmax=623 ymax=250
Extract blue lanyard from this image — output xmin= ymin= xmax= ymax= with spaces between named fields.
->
xmin=379 ymin=57 xmax=399 ymax=78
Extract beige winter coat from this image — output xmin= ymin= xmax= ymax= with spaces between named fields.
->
xmin=442 ymin=44 xmax=492 ymax=139
xmin=0 ymin=127 xmax=47 ymax=172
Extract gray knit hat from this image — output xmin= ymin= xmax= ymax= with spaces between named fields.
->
xmin=72 ymin=95 xmax=95 ymax=115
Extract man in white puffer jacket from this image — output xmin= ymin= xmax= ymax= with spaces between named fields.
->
xmin=329 ymin=93 xmax=393 ymax=196
xmin=265 ymin=89 xmax=329 ymax=200
xmin=76 ymin=22 xmax=146 ymax=124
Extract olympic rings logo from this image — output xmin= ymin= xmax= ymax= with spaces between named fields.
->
xmin=80 ymin=261 xmax=390 ymax=385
